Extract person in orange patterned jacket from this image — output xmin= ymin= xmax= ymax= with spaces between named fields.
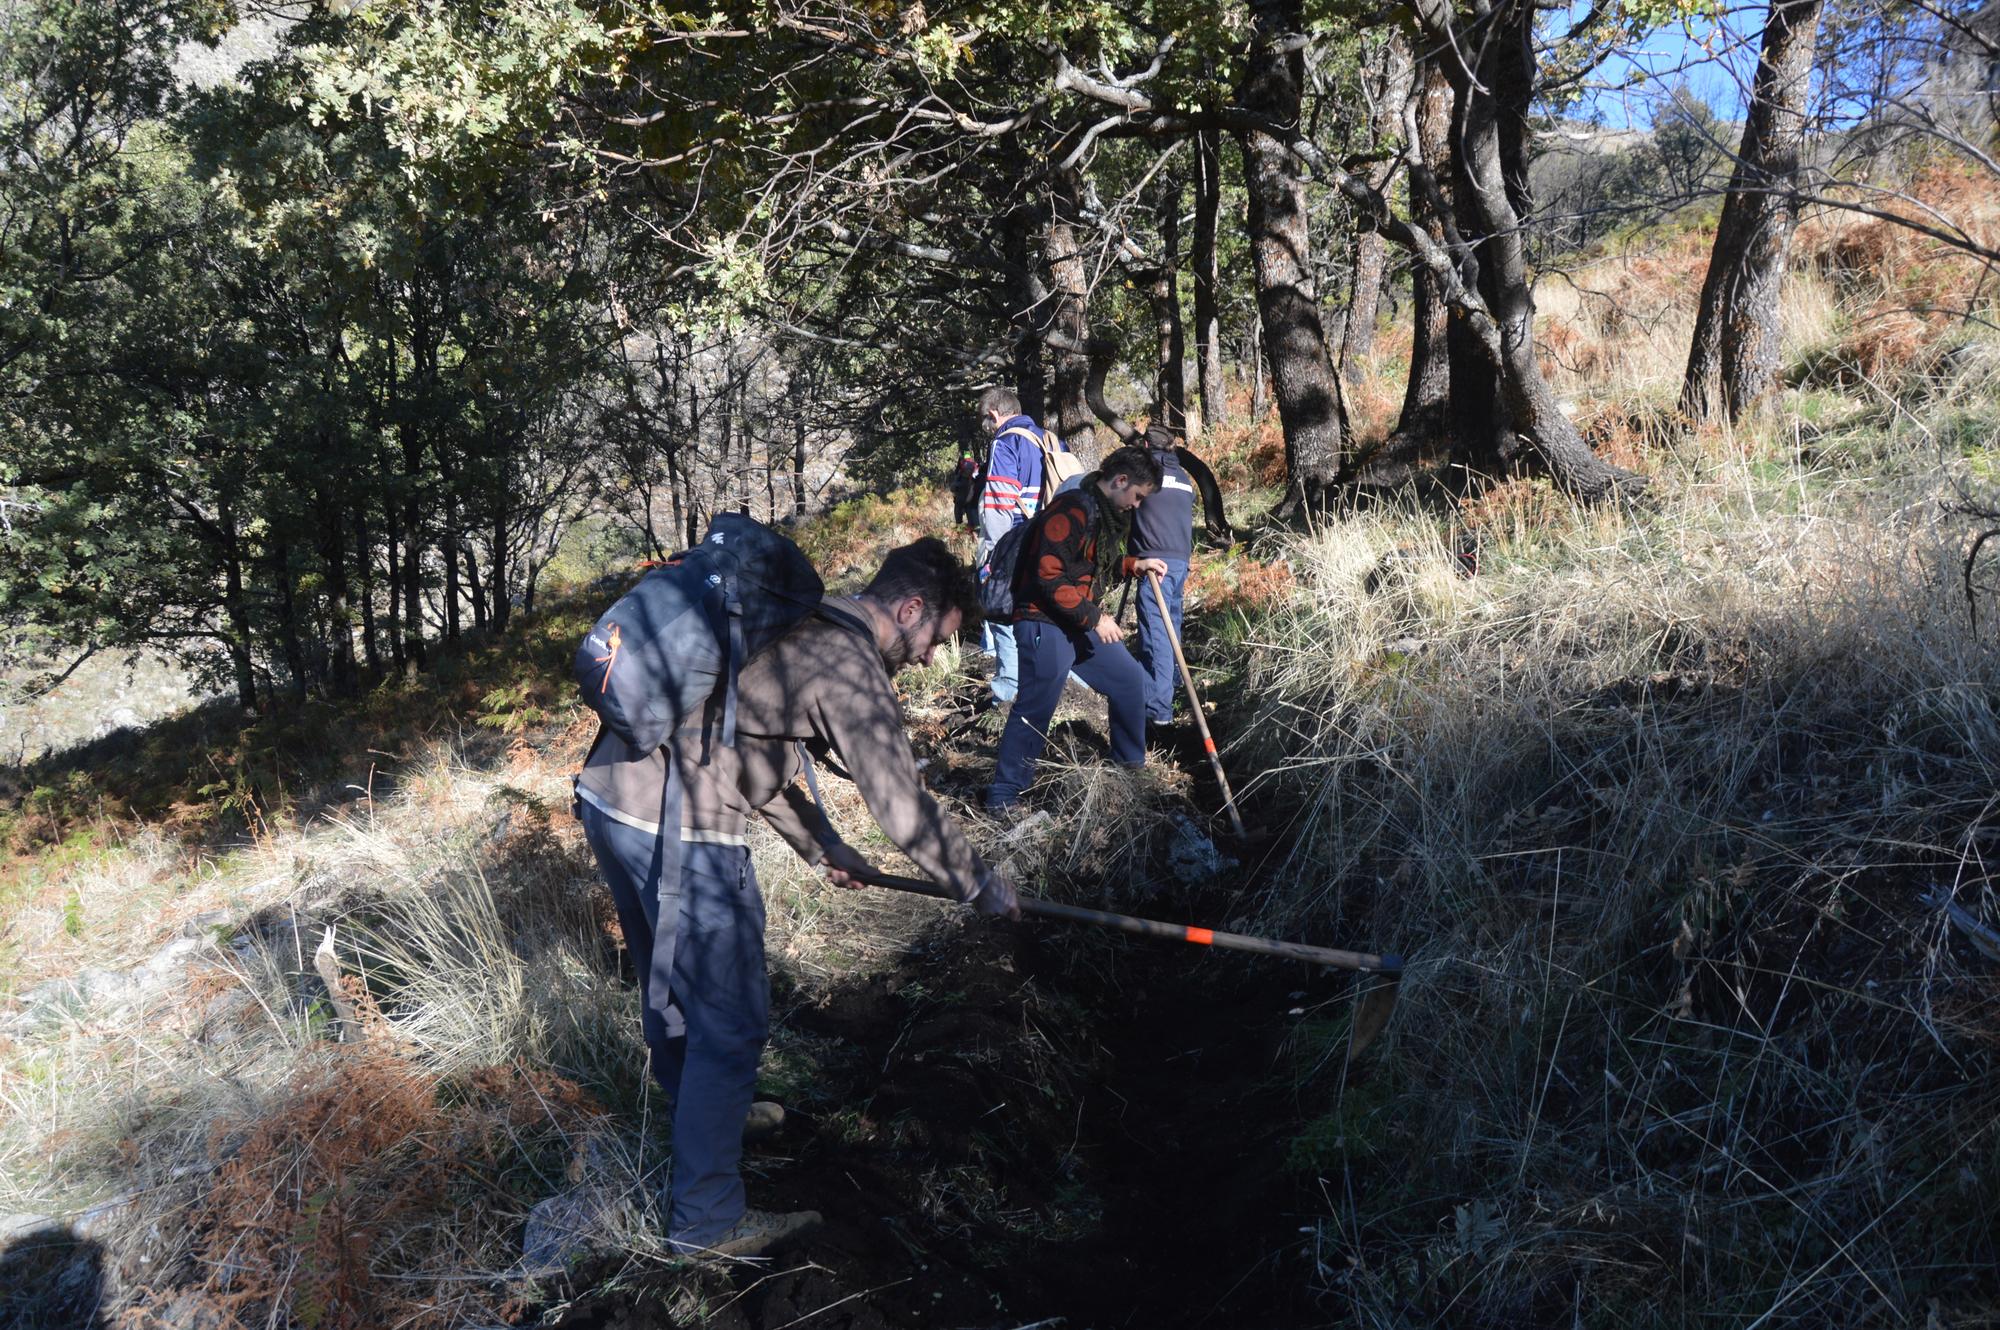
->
xmin=985 ymin=445 xmax=1167 ymax=812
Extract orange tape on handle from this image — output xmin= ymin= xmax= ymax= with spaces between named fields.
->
xmin=1185 ymin=926 xmax=1214 ymax=945
xmin=1202 ymin=737 xmax=1217 ymax=754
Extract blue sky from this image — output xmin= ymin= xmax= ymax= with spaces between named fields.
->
xmin=1561 ymin=1 xmax=1768 ymax=128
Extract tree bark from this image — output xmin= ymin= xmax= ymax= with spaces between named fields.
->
xmin=1176 ymin=446 xmax=1236 ymax=543
xmin=1339 ymin=231 xmax=1387 ymax=376
xmin=356 ymin=505 xmax=380 ymax=680
xmin=221 ymin=500 xmax=257 ymax=712
xmin=1043 ymin=169 xmax=1099 ymax=457
xmin=398 ymin=423 xmax=428 ymax=669
xmin=1411 ymin=0 xmax=1640 ymax=500
xmin=321 ymin=502 xmax=358 ymax=698
xmin=465 ymin=540 xmax=487 ymax=634
xmin=793 ymin=411 xmax=808 ymax=518
xmin=1238 ymin=0 xmax=1350 ymax=508
xmin=1001 ymin=187 xmax=1049 ymax=421
xmin=384 ymin=506 xmax=405 ymax=672
xmin=490 ymin=505 xmax=510 ymax=635
xmin=273 ymin=543 xmax=309 ymax=701
xmin=1192 ymin=127 xmax=1227 ymax=433
xmin=1683 ymin=0 xmax=1824 ymax=421
xmin=1339 ymin=35 xmax=1414 ymax=381
xmin=1155 ymin=181 xmax=1188 ymax=431
xmin=1358 ymin=57 xmax=1456 ymax=487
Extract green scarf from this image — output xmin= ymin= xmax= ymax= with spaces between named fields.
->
xmin=1080 ymin=472 xmax=1133 ymax=593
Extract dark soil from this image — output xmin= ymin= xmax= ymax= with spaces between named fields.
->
xmin=547 ymin=902 xmax=1346 ymax=1330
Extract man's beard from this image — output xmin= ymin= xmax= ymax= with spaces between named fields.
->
xmin=882 ymin=621 xmax=923 ymax=673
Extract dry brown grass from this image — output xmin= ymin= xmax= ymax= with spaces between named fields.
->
xmin=140 ymin=1032 xmax=601 ymax=1330
xmin=1209 ymin=437 xmax=2000 ymax=1325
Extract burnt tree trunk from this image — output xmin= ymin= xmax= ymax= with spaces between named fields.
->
xmin=1683 ymin=0 xmax=1824 ymax=421
xmin=1239 ymin=0 xmax=1349 ymax=509
xmin=1192 ymin=127 xmax=1228 ymax=433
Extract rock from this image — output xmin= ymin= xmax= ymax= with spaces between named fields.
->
xmin=153 ymin=1291 xmax=237 ymax=1330
xmin=0 ymin=1213 xmax=58 ymax=1244
xmin=180 ymin=911 xmax=233 ymax=938
xmin=517 ymin=1183 xmax=646 ymax=1277
xmin=71 ymin=1189 xmax=140 ymax=1242
xmin=6 ymin=936 xmax=215 ymax=1033
xmin=1167 ymin=816 xmax=1239 ymax=884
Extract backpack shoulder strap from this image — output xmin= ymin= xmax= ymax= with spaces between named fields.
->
xmin=812 ymin=600 xmax=875 ymax=642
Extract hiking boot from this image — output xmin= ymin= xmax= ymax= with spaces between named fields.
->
xmin=982 ymin=793 xmax=1023 ymax=823
xmin=742 ymin=1100 xmax=785 ymax=1145
xmin=700 ymin=1208 xmax=822 ymax=1260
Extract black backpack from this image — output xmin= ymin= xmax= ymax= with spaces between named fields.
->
xmin=980 ymin=488 xmax=1097 ymax=620
xmin=574 ymin=513 xmax=823 ymax=755
xmin=978 ymin=517 xmax=1034 ymax=620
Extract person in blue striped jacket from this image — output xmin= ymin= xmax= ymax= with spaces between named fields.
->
xmin=973 ymin=387 xmax=1069 ymax=705
xmin=1131 ymin=423 xmax=1198 ymax=729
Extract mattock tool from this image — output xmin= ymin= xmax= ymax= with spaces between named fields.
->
xmin=858 ymin=871 xmax=1404 ymax=1058
xmin=1145 ymin=568 xmax=1245 ymax=838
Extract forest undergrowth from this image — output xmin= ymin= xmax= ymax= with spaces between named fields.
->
xmin=5 ymin=207 xmax=2000 ymax=1326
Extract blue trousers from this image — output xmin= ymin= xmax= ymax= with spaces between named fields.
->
xmin=1131 ymin=558 xmax=1189 ymax=724
xmin=987 ymin=621 xmax=1019 ymax=704
xmin=988 ymin=617 xmax=1148 ymax=807
xmin=578 ymin=791 xmax=767 ymax=1250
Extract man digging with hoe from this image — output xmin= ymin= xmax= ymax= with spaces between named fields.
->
xmin=574 ymin=537 xmax=1020 ymax=1260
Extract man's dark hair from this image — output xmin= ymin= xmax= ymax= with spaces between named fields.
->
xmin=1099 ymin=445 xmax=1164 ymax=491
xmin=863 ymin=537 xmax=981 ymax=628
xmin=977 ymin=386 xmax=1022 ymax=424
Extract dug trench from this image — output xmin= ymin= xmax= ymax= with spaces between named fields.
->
xmin=550 ymin=904 xmax=1355 ymax=1330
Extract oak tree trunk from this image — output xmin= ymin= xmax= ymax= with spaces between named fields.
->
xmin=1154 ymin=180 xmax=1188 ymax=430
xmin=1361 ymin=57 xmax=1457 ymax=487
xmin=1340 ymin=35 xmax=1414 ymax=381
xmin=1044 ymin=169 xmax=1099 ymax=456
xmin=1416 ymin=0 xmax=1640 ymax=499
xmin=1239 ymin=0 xmax=1349 ymax=508
xmin=1192 ymin=127 xmax=1228 ymax=432
xmin=1683 ymin=0 xmax=1824 ymax=421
